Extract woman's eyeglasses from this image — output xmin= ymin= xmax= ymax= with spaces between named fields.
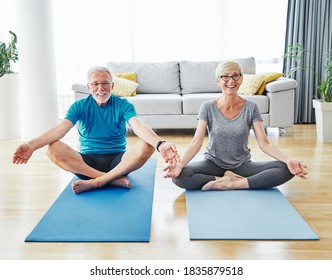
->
xmin=219 ymin=74 xmax=242 ymax=82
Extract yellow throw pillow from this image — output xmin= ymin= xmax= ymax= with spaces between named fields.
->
xmin=115 ymin=72 xmax=137 ymax=96
xmin=111 ymin=76 xmax=139 ymax=98
xmin=238 ymin=74 xmax=265 ymax=96
xmin=257 ymin=72 xmax=284 ymax=95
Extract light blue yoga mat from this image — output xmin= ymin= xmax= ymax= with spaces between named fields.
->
xmin=186 ymin=188 xmax=319 ymax=240
xmin=25 ymin=158 xmax=156 ymax=242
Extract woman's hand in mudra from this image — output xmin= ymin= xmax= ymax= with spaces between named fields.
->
xmin=163 ymin=163 xmax=183 ymax=178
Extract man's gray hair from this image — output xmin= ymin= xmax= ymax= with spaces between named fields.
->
xmin=87 ymin=66 xmax=113 ymax=82
xmin=215 ymin=61 xmax=243 ymax=79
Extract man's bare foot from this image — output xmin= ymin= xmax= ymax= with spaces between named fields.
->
xmin=72 ymin=179 xmax=100 ymax=194
xmin=72 ymin=176 xmax=131 ymax=194
xmin=201 ymin=176 xmax=232 ymax=191
xmin=109 ymin=176 xmax=132 ymax=188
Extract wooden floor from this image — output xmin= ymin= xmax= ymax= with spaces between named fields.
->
xmin=0 ymin=124 xmax=331 ymax=260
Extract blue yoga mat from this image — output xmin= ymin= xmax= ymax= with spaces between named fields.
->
xmin=25 ymin=158 xmax=156 ymax=242
xmin=186 ymin=188 xmax=319 ymax=240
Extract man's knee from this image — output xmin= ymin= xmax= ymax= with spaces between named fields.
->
xmin=46 ymin=141 xmax=63 ymax=161
xmin=139 ymin=141 xmax=155 ymax=158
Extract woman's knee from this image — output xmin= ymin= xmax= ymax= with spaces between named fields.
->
xmin=172 ymin=176 xmax=202 ymax=190
xmin=278 ymin=161 xmax=295 ymax=180
xmin=172 ymin=177 xmax=184 ymax=188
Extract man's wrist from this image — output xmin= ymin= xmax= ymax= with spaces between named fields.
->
xmin=26 ymin=141 xmax=36 ymax=151
xmin=156 ymin=140 xmax=166 ymax=152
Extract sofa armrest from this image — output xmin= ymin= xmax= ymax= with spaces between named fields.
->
xmin=72 ymin=83 xmax=90 ymax=101
xmin=263 ymin=77 xmax=296 ymax=128
xmin=265 ymin=77 xmax=297 ymax=93
xmin=72 ymin=83 xmax=89 ymax=94
xmin=266 ymin=89 xmax=295 ymax=128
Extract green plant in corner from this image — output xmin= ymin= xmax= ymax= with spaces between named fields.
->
xmin=283 ymin=43 xmax=332 ymax=102
xmin=317 ymin=54 xmax=332 ymax=102
xmin=0 ymin=31 xmax=18 ymax=78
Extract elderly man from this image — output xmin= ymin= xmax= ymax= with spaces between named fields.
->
xmin=13 ymin=66 xmax=180 ymax=194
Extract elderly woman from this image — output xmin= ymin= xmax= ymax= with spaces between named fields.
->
xmin=164 ymin=61 xmax=307 ymax=190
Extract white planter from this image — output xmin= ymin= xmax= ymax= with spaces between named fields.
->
xmin=313 ymin=99 xmax=332 ymax=142
xmin=0 ymin=74 xmax=21 ymax=139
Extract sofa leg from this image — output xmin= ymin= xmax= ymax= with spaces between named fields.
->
xmin=278 ymin=127 xmax=286 ymax=136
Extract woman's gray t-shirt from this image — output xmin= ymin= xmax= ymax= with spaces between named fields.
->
xmin=198 ymin=99 xmax=263 ymax=169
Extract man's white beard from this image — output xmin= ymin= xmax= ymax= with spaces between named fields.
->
xmin=93 ymin=92 xmax=111 ymax=105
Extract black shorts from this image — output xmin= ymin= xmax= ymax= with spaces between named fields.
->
xmin=75 ymin=152 xmax=125 ymax=180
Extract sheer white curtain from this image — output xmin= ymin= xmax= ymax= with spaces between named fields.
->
xmin=222 ymin=0 xmax=288 ymax=72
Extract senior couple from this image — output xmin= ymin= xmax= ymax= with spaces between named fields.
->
xmin=13 ymin=62 xmax=307 ymax=194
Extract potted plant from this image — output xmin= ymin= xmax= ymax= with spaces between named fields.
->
xmin=0 ymin=31 xmax=20 ymax=139
xmin=283 ymin=43 xmax=332 ymax=142
xmin=0 ymin=31 xmax=18 ymax=77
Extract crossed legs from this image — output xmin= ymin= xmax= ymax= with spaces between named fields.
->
xmin=201 ymin=171 xmax=247 ymax=191
xmin=173 ymin=159 xmax=294 ymax=191
xmin=46 ymin=140 xmax=155 ymax=194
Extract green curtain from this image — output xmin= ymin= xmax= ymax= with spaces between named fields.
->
xmin=283 ymin=0 xmax=332 ymax=123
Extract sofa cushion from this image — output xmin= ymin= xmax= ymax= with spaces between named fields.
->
xmin=115 ymin=72 xmax=137 ymax=95
xmin=111 ymin=76 xmax=139 ymax=97
xmin=107 ymin=62 xmax=181 ymax=94
xmin=127 ymin=94 xmax=182 ymax=115
xmin=182 ymin=93 xmax=219 ymax=114
xmin=182 ymin=93 xmax=269 ymax=115
xmin=180 ymin=57 xmax=256 ymax=94
xmin=238 ymin=74 xmax=265 ymax=96
xmin=240 ymin=94 xmax=269 ymax=114
xmin=257 ymin=72 xmax=284 ymax=95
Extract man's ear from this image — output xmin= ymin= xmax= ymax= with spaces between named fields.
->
xmin=87 ymin=83 xmax=91 ymax=92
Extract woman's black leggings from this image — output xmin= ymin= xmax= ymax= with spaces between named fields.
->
xmin=172 ymin=159 xmax=294 ymax=190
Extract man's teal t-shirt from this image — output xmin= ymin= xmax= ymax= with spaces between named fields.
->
xmin=65 ymin=94 xmax=136 ymax=154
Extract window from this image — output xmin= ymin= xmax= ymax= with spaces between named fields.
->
xmin=222 ymin=0 xmax=287 ymax=72
xmin=52 ymin=0 xmax=287 ymax=97
xmin=1 ymin=0 xmax=288 ymax=98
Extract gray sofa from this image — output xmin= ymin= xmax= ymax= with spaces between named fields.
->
xmin=72 ymin=57 xmax=297 ymax=133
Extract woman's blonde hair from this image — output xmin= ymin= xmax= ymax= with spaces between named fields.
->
xmin=215 ymin=61 xmax=243 ymax=79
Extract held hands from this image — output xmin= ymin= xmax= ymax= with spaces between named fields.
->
xmin=158 ymin=142 xmax=181 ymax=165
xmin=287 ymin=159 xmax=308 ymax=179
xmin=12 ymin=143 xmax=34 ymax=164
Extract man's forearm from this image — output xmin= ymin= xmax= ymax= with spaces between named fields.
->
xmin=27 ymin=120 xmax=72 ymax=150
xmin=131 ymin=119 xmax=163 ymax=148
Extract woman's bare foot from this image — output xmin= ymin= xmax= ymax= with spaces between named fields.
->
xmin=201 ymin=176 xmax=232 ymax=191
xmin=224 ymin=170 xmax=244 ymax=179
xmin=72 ymin=176 xmax=131 ymax=194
